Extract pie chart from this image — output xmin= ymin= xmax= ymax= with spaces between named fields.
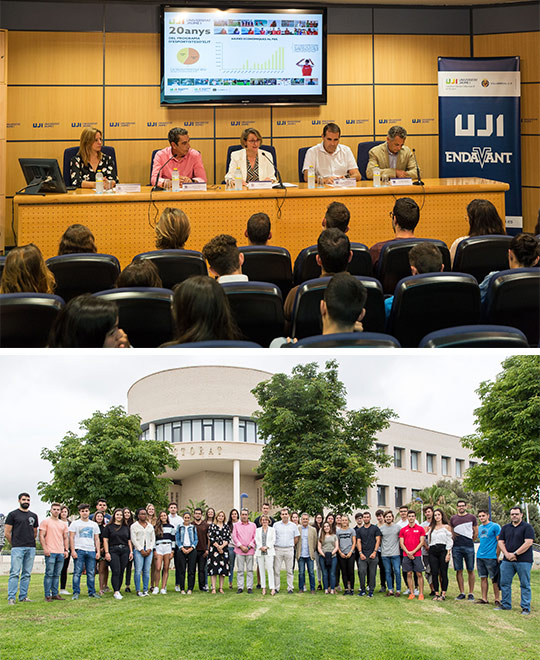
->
xmin=177 ymin=48 xmax=200 ymax=65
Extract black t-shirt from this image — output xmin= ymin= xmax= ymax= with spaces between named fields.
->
xmin=255 ymin=515 xmax=275 ymax=528
xmin=5 ymin=509 xmax=39 ymax=547
xmin=356 ymin=524 xmax=382 ymax=556
xmin=499 ymin=521 xmax=535 ymax=562
xmin=102 ymin=523 xmax=131 ymax=547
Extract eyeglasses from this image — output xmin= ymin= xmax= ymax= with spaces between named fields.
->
xmin=246 ymin=138 xmax=261 ymax=144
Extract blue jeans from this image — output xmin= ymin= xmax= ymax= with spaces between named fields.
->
xmin=133 ymin=549 xmax=152 ymax=593
xmin=44 ymin=553 xmax=65 ymax=597
xmin=318 ymin=555 xmax=337 ymax=590
xmin=8 ymin=547 xmax=36 ymax=601
xmin=72 ymin=549 xmax=96 ymax=596
xmin=298 ymin=556 xmax=315 ymax=591
xmin=381 ymin=555 xmax=402 ymax=592
xmin=500 ymin=560 xmax=532 ymax=611
xmin=229 ymin=545 xmax=236 ymax=585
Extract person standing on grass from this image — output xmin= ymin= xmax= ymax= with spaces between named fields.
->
xmin=93 ymin=511 xmax=108 ymax=595
xmin=399 ymin=510 xmax=425 ymax=601
xmin=175 ymin=511 xmax=198 ymax=595
xmin=69 ymin=503 xmax=101 ymax=600
xmin=450 ymin=499 xmax=478 ymax=601
xmin=496 ymin=506 xmax=534 ymax=616
xmin=356 ymin=511 xmax=381 ymax=597
xmin=123 ymin=508 xmax=135 ymax=593
xmin=273 ymin=507 xmax=300 ymax=594
xmin=232 ymin=508 xmax=256 ymax=594
xmin=167 ymin=502 xmax=183 ymax=593
xmin=254 ymin=502 xmax=275 ymax=589
xmin=476 ymin=509 xmax=501 ymax=606
xmin=40 ymin=502 xmax=69 ymax=602
xmin=153 ymin=510 xmax=175 ymax=595
xmin=193 ymin=507 xmax=210 ymax=592
xmin=317 ymin=521 xmax=338 ymax=594
xmin=207 ymin=510 xmax=231 ymax=594
xmin=336 ymin=514 xmax=356 ymax=595
xmin=421 ymin=506 xmax=435 ymax=596
xmin=375 ymin=509 xmax=387 ymax=593
xmin=227 ymin=508 xmax=240 ymax=589
xmin=130 ymin=507 xmax=156 ymax=597
xmin=59 ymin=506 xmax=72 ymax=595
xmin=395 ymin=505 xmax=415 ymax=595
xmin=312 ymin=512 xmax=324 ymax=591
xmin=103 ymin=507 xmax=133 ymax=600
xmin=427 ymin=508 xmax=453 ymax=601
xmin=296 ymin=512 xmax=318 ymax=594
xmin=6 ymin=492 xmax=39 ymax=605
xmin=255 ymin=514 xmax=276 ymax=596
xmin=379 ymin=510 xmax=401 ymax=597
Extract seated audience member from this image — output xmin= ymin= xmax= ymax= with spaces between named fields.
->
xmin=479 ymin=232 xmax=540 ymax=303
xmin=302 ymin=123 xmax=361 ymax=184
xmin=366 ymin=125 xmax=417 ymax=180
xmin=384 ymin=242 xmax=444 ymax=318
xmin=116 ymin=261 xmax=163 ymax=289
xmin=58 ymin=224 xmax=98 ymax=255
xmin=369 ymin=197 xmax=420 ymax=268
xmin=0 ymin=243 xmax=55 ymax=294
xmin=160 ymin=275 xmax=241 ymax=346
xmin=245 ymin=213 xmax=272 ymax=246
xmin=48 ymin=294 xmax=130 ymax=348
xmin=449 ymin=199 xmax=506 ymax=264
xmin=70 ymin=127 xmax=118 ymax=190
xmin=322 ymin=201 xmax=350 ymax=233
xmin=320 ymin=272 xmax=367 ymax=334
xmin=225 ymin=128 xmax=276 ymax=185
xmin=155 ymin=208 xmax=191 ymax=250
xmin=202 ymin=234 xmax=247 ymax=283
xmin=151 ymin=127 xmax=207 ymax=188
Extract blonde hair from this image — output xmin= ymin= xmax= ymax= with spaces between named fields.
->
xmin=240 ymin=128 xmax=262 ymax=147
xmin=78 ymin=128 xmax=102 ymax=166
xmin=0 ymin=243 xmax=55 ymax=294
xmin=155 ymin=207 xmax=191 ymax=249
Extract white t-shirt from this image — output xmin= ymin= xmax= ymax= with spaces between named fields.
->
xmin=168 ymin=513 xmax=182 ymax=532
xmin=395 ymin=518 xmax=409 ymax=531
xmin=302 ymin=142 xmax=357 ymax=179
xmin=273 ymin=520 xmax=300 ymax=547
xmin=69 ymin=518 xmax=100 ymax=552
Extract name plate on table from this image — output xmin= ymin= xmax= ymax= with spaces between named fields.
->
xmin=182 ymin=182 xmax=207 ymax=191
xmin=390 ymin=178 xmax=413 ymax=186
xmin=247 ymin=181 xmax=273 ymax=190
xmin=331 ymin=178 xmax=357 ymax=187
xmin=115 ymin=184 xmax=141 ymax=193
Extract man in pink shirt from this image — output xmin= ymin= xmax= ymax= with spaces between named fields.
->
xmin=40 ymin=503 xmax=69 ymax=602
xmin=151 ymin=127 xmax=207 ymax=188
xmin=232 ymin=508 xmax=256 ymax=593
xmin=398 ymin=510 xmax=425 ymax=600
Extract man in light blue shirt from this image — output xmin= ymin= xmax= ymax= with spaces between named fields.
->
xmin=476 ymin=509 xmax=501 ymax=605
xmin=296 ymin=513 xmax=318 ymax=593
xmin=273 ymin=508 xmax=300 ymax=593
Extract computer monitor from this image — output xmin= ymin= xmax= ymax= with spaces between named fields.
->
xmin=18 ymin=158 xmax=67 ymax=195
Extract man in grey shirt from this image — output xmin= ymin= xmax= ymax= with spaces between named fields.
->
xmin=379 ymin=510 xmax=402 ymax=595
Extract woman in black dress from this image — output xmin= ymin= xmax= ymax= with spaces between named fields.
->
xmin=207 ymin=510 xmax=231 ymax=594
xmin=69 ymin=127 xmax=118 ymax=189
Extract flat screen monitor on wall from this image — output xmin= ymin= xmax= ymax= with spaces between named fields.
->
xmin=160 ymin=6 xmax=327 ymax=106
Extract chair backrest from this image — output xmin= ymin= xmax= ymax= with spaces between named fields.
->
xmin=357 ymin=140 xmax=383 ymax=180
xmin=221 ymin=281 xmax=284 ymax=348
xmin=452 ymin=234 xmax=512 ymax=282
xmin=150 ymin=148 xmax=162 ymax=184
xmin=0 ymin=293 xmax=64 ymax=348
xmin=298 ymin=147 xmax=310 ymax=181
xmin=238 ymin=246 xmax=293 ymax=298
xmin=63 ymin=146 xmax=116 ymax=187
xmin=290 ymin=275 xmax=385 ymax=339
xmin=93 ymin=287 xmax=174 ymax=348
xmin=387 ymin=272 xmax=480 ymax=348
xmin=226 ymin=145 xmax=277 ymax=174
xmin=164 ymin=340 xmax=262 ymax=348
xmin=377 ymin=238 xmax=451 ymax=294
xmin=419 ymin=324 xmax=529 ymax=348
xmin=293 ymin=243 xmax=373 ymax=285
xmin=0 ymin=255 xmax=6 ymax=280
xmin=294 ymin=331 xmax=401 ymax=348
xmin=46 ymin=253 xmax=121 ymax=302
xmin=482 ymin=268 xmax=540 ymax=346
xmin=132 ymin=250 xmax=207 ymax=290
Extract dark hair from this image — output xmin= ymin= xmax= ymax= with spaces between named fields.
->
xmin=18 ymin=492 xmax=30 ymax=500
xmin=325 ymin=202 xmax=350 ymax=232
xmin=110 ymin=507 xmax=126 ymax=526
xmin=123 ymin=507 xmax=134 ymax=526
xmin=154 ymin=510 xmax=169 ymax=538
xmin=408 ymin=243 xmax=443 ymax=274
xmin=205 ymin=508 xmax=215 ymax=522
xmin=477 ymin=509 xmax=489 ymax=515
xmin=424 ymin=506 xmax=434 ymax=514
xmin=246 ymin=212 xmax=271 ymax=245
xmin=509 ymin=233 xmax=539 ymax=267
xmin=407 ymin=509 xmax=416 ymax=515
xmin=429 ymin=508 xmax=449 ymax=531
xmin=0 ymin=243 xmax=55 ymax=294
xmin=168 ymin=127 xmax=188 ymax=144
xmin=48 ymin=294 xmax=118 ymax=347
xmin=324 ymin=272 xmax=367 ymax=328
xmin=228 ymin=508 xmax=240 ymax=527
xmin=96 ymin=498 xmax=107 ymax=505
xmin=510 ymin=505 xmax=523 ymax=513
xmin=162 ymin=275 xmax=240 ymax=346
xmin=375 ymin=509 xmax=385 ymax=516
xmin=194 ymin=508 xmax=203 ymax=514
xmin=93 ymin=511 xmax=105 ymax=526
xmin=155 ymin=208 xmax=191 ymax=250
xmin=58 ymin=224 xmax=97 ymax=255
xmin=324 ymin=512 xmax=336 ymax=534
xmin=202 ymin=234 xmax=240 ymax=276
xmin=457 ymin=500 xmax=466 ymax=506
xmin=466 ymin=199 xmax=505 ymax=236
xmin=313 ymin=513 xmax=324 ymax=531
xmin=116 ymin=260 xmax=162 ymax=288
xmin=317 ymin=228 xmax=350 ymax=274
xmin=78 ymin=503 xmax=90 ymax=511
xmin=323 ymin=122 xmax=341 ymax=136
xmin=135 ymin=507 xmax=147 ymax=520
xmin=534 ymin=209 xmax=540 ymax=236
xmin=393 ymin=197 xmax=420 ymax=231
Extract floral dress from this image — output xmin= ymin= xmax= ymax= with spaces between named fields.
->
xmin=70 ymin=152 xmax=118 ymax=187
xmin=207 ymin=523 xmax=231 ymax=576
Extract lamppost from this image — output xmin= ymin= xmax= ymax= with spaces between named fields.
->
xmin=415 ymin=497 xmax=424 ymax=524
xmin=240 ymin=492 xmax=248 ymax=512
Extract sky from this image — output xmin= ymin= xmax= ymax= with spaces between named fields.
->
xmin=0 ymin=350 xmax=522 ymax=521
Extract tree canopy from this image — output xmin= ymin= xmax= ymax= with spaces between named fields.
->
xmin=38 ymin=406 xmax=179 ymax=512
xmin=461 ymin=355 xmax=540 ymax=506
xmin=252 ymin=361 xmax=395 ymax=514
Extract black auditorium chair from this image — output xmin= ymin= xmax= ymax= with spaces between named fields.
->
xmin=452 ymin=235 xmax=512 ymax=282
xmin=292 ymin=331 xmax=401 ymax=348
xmin=238 ymin=246 xmax=293 ymax=298
xmin=0 ymin=255 xmax=6 ymax=279
xmin=131 ymin=250 xmax=207 ymax=289
xmin=164 ymin=340 xmax=262 ymax=348
xmin=297 ymin=147 xmax=310 ymax=181
xmin=376 ymin=239 xmax=451 ymax=295
xmin=290 ymin=276 xmax=385 ymax=340
xmin=357 ymin=141 xmax=383 ymax=180
xmin=46 ymin=253 xmax=121 ymax=302
xmin=0 ymin=293 xmax=64 ymax=348
xmin=63 ymin=145 xmax=117 ymax=187
xmin=93 ymin=287 xmax=174 ymax=348
xmin=293 ymin=243 xmax=373 ymax=286
xmin=481 ymin=268 xmax=540 ymax=346
xmin=419 ymin=324 xmax=529 ymax=348
xmin=386 ymin=272 xmax=480 ymax=348
xmin=221 ymin=281 xmax=284 ymax=348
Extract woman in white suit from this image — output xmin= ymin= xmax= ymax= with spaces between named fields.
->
xmin=225 ymin=128 xmax=276 ymax=185
xmin=254 ymin=514 xmax=276 ymax=595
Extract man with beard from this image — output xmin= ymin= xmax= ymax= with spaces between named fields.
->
xmin=6 ymin=492 xmax=39 ymax=605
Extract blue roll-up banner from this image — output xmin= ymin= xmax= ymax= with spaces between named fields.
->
xmin=438 ymin=57 xmax=521 ymax=230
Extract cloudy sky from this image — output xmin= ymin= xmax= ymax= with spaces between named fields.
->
xmin=0 ymin=350 xmax=520 ymax=520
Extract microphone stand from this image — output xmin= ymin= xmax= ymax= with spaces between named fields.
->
xmin=262 ymin=151 xmax=284 ymax=189
xmin=152 ymin=156 xmax=175 ymax=191
xmin=412 ymin=148 xmax=424 ymax=186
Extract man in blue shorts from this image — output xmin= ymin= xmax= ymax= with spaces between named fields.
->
xmin=450 ymin=500 xmax=478 ymax=600
xmin=475 ymin=509 xmax=501 ymax=606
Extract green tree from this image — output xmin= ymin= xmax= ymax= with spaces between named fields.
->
xmin=461 ymin=355 xmax=540 ymax=506
xmin=38 ymin=406 xmax=179 ymax=512
xmin=407 ymin=482 xmax=458 ymax=518
xmin=252 ymin=361 xmax=395 ymax=514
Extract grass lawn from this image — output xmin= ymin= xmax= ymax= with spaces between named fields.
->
xmin=1 ymin=571 xmax=539 ymax=660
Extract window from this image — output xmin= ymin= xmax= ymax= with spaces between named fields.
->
xmin=441 ymin=456 xmax=450 ymax=476
xmin=163 ymin=423 xmax=172 ymax=443
xmin=376 ymin=443 xmax=388 ymax=454
xmin=246 ymin=421 xmax=257 ymax=443
xmin=394 ymin=447 xmax=403 ymax=468
xmin=377 ymin=485 xmax=387 ymax=507
xmin=411 ymin=489 xmax=421 ymax=500
xmin=182 ymin=420 xmax=192 ymax=442
xmin=225 ymin=419 xmax=233 ymax=442
xmin=238 ymin=419 xmax=246 ymax=442
xmin=426 ymin=453 xmax=436 ymax=473
xmin=214 ymin=419 xmax=224 ymax=442
xmin=469 ymin=460 xmax=477 ymax=469
xmin=410 ymin=450 xmax=420 ymax=471
xmin=203 ymin=420 xmax=213 ymax=442
xmin=192 ymin=419 xmax=202 ymax=442
xmin=456 ymin=459 xmax=464 ymax=478
xmin=153 ymin=417 xmax=258 ymax=444
xmin=395 ymin=487 xmax=406 ymax=508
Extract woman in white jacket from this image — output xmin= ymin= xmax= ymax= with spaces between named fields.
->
xmin=254 ymin=514 xmax=276 ymax=595
xmin=225 ymin=128 xmax=276 ymax=185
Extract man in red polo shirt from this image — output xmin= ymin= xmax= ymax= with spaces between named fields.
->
xmin=399 ymin=510 xmax=425 ymax=600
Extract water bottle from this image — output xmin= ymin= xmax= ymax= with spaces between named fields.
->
xmin=95 ymin=170 xmax=104 ymax=194
xmin=307 ymin=165 xmax=315 ymax=189
xmin=234 ymin=166 xmax=243 ymax=191
xmin=372 ymin=167 xmax=381 ymax=188
xmin=172 ymin=168 xmax=180 ymax=192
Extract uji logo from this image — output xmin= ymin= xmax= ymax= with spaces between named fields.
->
xmin=446 ymin=78 xmax=458 ymax=84
xmin=455 ymin=114 xmax=504 ymax=137
xmin=147 ymin=122 xmax=158 ymax=127
xmin=276 ymin=121 xmax=286 ymax=125
xmin=311 ymin=120 xmax=321 ymax=125
xmin=184 ymin=121 xmax=194 ymax=126
xmin=71 ymin=122 xmax=82 ymax=128
xmin=109 ymin=122 xmax=120 ymax=127
xmin=33 ymin=123 xmax=43 ymax=128
xmin=231 ymin=121 xmax=240 ymax=126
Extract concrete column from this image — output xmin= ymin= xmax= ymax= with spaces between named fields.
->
xmin=233 ymin=459 xmax=241 ymax=511
xmin=148 ymin=423 xmax=156 ymax=440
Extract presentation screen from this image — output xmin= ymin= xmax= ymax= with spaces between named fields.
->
xmin=160 ymin=6 xmax=327 ymax=106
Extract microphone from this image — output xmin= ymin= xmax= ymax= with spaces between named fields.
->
xmin=261 ymin=150 xmax=284 ymax=189
xmin=412 ymin=148 xmax=424 ymax=186
xmin=152 ymin=156 xmax=174 ymax=191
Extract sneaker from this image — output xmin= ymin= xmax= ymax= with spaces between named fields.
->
xmin=418 ymin=594 xmax=424 ymax=601
xmin=287 ymin=589 xmax=294 ymax=594
xmin=152 ymin=587 xmax=159 ymax=595
xmin=521 ymin=609 xmax=530 ymax=616
xmin=59 ymin=589 xmax=70 ymax=595
xmin=175 ymin=585 xmax=181 ymax=592
xmin=88 ymin=593 xmax=101 ymax=598
xmin=367 ymin=592 xmax=374 ymax=598
xmin=494 ymin=606 xmax=510 ymax=611
xmin=403 ymin=589 xmax=410 ymax=595
xmin=137 ymin=591 xmax=144 ymax=597
xmin=8 ymin=598 xmax=16 ymax=605
xmin=237 ymin=588 xmax=243 ymax=594
xmin=407 ymin=594 xmax=415 ymax=600
xmin=124 ymin=587 xmax=131 ymax=593
xmin=72 ymin=594 xmax=79 ymax=600
xmin=113 ymin=592 xmax=123 ymax=600
xmin=317 ymin=584 xmax=322 ymax=591
xmin=467 ymin=593 xmax=475 ymax=601
xmin=51 ymin=595 xmax=65 ymax=601
xmin=455 ymin=593 xmax=466 ymax=600
xmin=160 ymin=589 xmax=167 ymax=595
xmin=19 ymin=598 xmax=34 ymax=602
xmin=414 ymin=589 xmax=419 ymax=596
xmin=358 ymin=590 xmax=366 ymax=596
xmin=142 ymin=591 xmax=149 ymax=597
